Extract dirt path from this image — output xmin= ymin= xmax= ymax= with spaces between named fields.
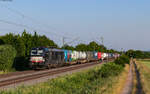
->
xmin=121 ymin=59 xmax=145 ymax=94
xmin=121 ymin=61 xmax=133 ymax=94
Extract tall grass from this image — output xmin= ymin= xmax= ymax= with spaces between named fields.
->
xmin=136 ymin=60 xmax=150 ymax=94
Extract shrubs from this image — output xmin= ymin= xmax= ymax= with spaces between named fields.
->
xmin=114 ymin=54 xmax=130 ymax=67
xmin=99 ymin=54 xmax=129 ymax=78
xmin=0 ymin=45 xmax=16 ymax=71
xmin=99 ymin=63 xmax=123 ymax=78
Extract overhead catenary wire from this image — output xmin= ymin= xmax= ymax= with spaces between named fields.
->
xmin=0 ymin=4 xmax=82 ymax=47
xmin=0 ymin=4 xmax=73 ymax=38
xmin=0 ymin=19 xmax=63 ymax=38
xmin=0 ymin=19 xmax=35 ymax=30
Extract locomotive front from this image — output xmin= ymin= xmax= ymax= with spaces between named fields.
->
xmin=29 ymin=47 xmax=47 ymax=69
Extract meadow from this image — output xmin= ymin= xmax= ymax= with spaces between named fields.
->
xmin=136 ymin=60 xmax=150 ymax=94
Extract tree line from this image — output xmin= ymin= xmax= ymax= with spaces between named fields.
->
xmin=126 ymin=49 xmax=150 ymax=59
xmin=1 ymin=30 xmax=150 ymax=71
xmin=0 ymin=30 xmax=118 ymax=57
xmin=0 ymin=30 xmax=122 ymax=71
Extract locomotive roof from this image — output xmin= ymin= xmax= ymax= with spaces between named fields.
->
xmin=49 ymin=48 xmax=64 ymax=52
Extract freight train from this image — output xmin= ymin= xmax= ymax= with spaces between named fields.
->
xmin=29 ymin=47 xmax=120 ymax=69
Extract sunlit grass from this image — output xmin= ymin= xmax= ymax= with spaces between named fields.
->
xmin=136 ymin=60 xmax=150 ymax=94
xmin=111 ymin=64 xmax=129 ymax=94
xmin=139 ymin=60 xmax=150 ymax=68
xmin=0 ymin=71 xmax=8 ymax=74
xmin=0 ymin=69 xmax=16 ymax=75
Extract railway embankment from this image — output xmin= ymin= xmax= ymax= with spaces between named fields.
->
xmin=0 ymin=55 xmax=129 ymax=94
xmin=0 ymin=62 xmax=101 ymax=90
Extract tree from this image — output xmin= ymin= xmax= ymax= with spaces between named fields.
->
xmin=21 ymin=30 xmax=33 ymax=56
xmin=87 ymin=41 xmax=99 ymax=51
xmin=62 ymin=45 xmax=75 ymax=50
xmin=0 ymin=38 xmax=4 ymax=45
xmin=14 ymin=35 xmax=26 ymax=57
xmin=0 ymin=33 xmax=25 ymax=57
xmin=75 ymin=44 xmax=87 ymax=51
xmin=37 ymin=35 xmax=58 ymax=48
xmin=126 ymin=49 xmax=149 ymax=58
xmin=126 ymin=49 xmax=135 ymax=58
xmin=0 ymin=45 xmax=16 ymax=71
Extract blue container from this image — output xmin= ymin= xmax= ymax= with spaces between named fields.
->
xmin=63 ymin=50 xmax=68 ymax=62
xmin=93 ymin=51 xmax=98 ymax=59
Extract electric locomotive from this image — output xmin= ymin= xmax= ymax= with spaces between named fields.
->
xmin=29 ymin=47 xmax=65 ymax=69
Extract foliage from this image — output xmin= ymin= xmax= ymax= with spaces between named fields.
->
xmin=114 ymin=54 xmax=130 ymax=67
xmin=99 ymin=63 xmax=123 ymax=78
xmin=0 ymin=30 xmax=58 ymax=57
xmin=107 ymin=49 xmax=118 ymax=53
xmin=61 ymin=44 xmax=75 ymax=50
xmin=0 ymin=30 xmax=58 ymax=70
xmin=75 ymin=41 xmax=109 ymax=52
xmin=75 ymin=43 xmax=88 ymax=51
xmin=0 ymin=45 xmax=16 ymax=71
xmin=126 ymin=49 xmax=150 ymax=59
xmin=0 ymin=38 xmax=4 ymax=45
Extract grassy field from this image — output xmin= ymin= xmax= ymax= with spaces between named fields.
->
xmin=0 ymin=69 xmax=16 ymax=74
xmin=138 ymin=60 xmax=150 ymax=68
xmin=112 ymin=64 xmax=130 ymax=94
xmin=136 ymin=60 xmax=150 ymax=94
xmin=0 ymin=62 xmax=125 ymax=94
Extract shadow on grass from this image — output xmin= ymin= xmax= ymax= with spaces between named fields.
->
xmin=133 ymin=61 xmax=145 ymax=94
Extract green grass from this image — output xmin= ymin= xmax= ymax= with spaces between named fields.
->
xmin=0 ymin=69 xmax=16 ymax=75
xmin=0 ymin=62 xmax=124 ymax=94
xmin=0 ymin=71 xmax=7 ymax=74
xmin=138 ymin=60 xmax=150 ymax=69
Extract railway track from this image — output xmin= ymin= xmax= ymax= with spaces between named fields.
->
xmin=0 ymin=70 xmax=35 ymax=79
xmin=0 ymin=61 xmax=104 ymax=89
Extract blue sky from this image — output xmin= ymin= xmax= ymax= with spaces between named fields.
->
xmin=0 ymin=0 xmax=150 ymax=51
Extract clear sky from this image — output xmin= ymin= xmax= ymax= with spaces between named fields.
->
xmin=0 ymin=0 xmax=150 ymax=51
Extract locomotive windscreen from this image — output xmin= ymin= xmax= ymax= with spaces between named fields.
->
xmin=30 ymin=48 xmax=44 ymax=56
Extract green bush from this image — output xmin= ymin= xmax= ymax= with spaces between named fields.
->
xmin=0 ymin=45 xmax=16 ymax=71
xmin=114 ymin=54 xmax=130 ymax=67
xmin=99 ymin=62 xmax=123 ymax=78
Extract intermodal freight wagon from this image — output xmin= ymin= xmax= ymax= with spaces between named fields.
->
xmin=29 ymin=47 xmax=119 ymax=69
